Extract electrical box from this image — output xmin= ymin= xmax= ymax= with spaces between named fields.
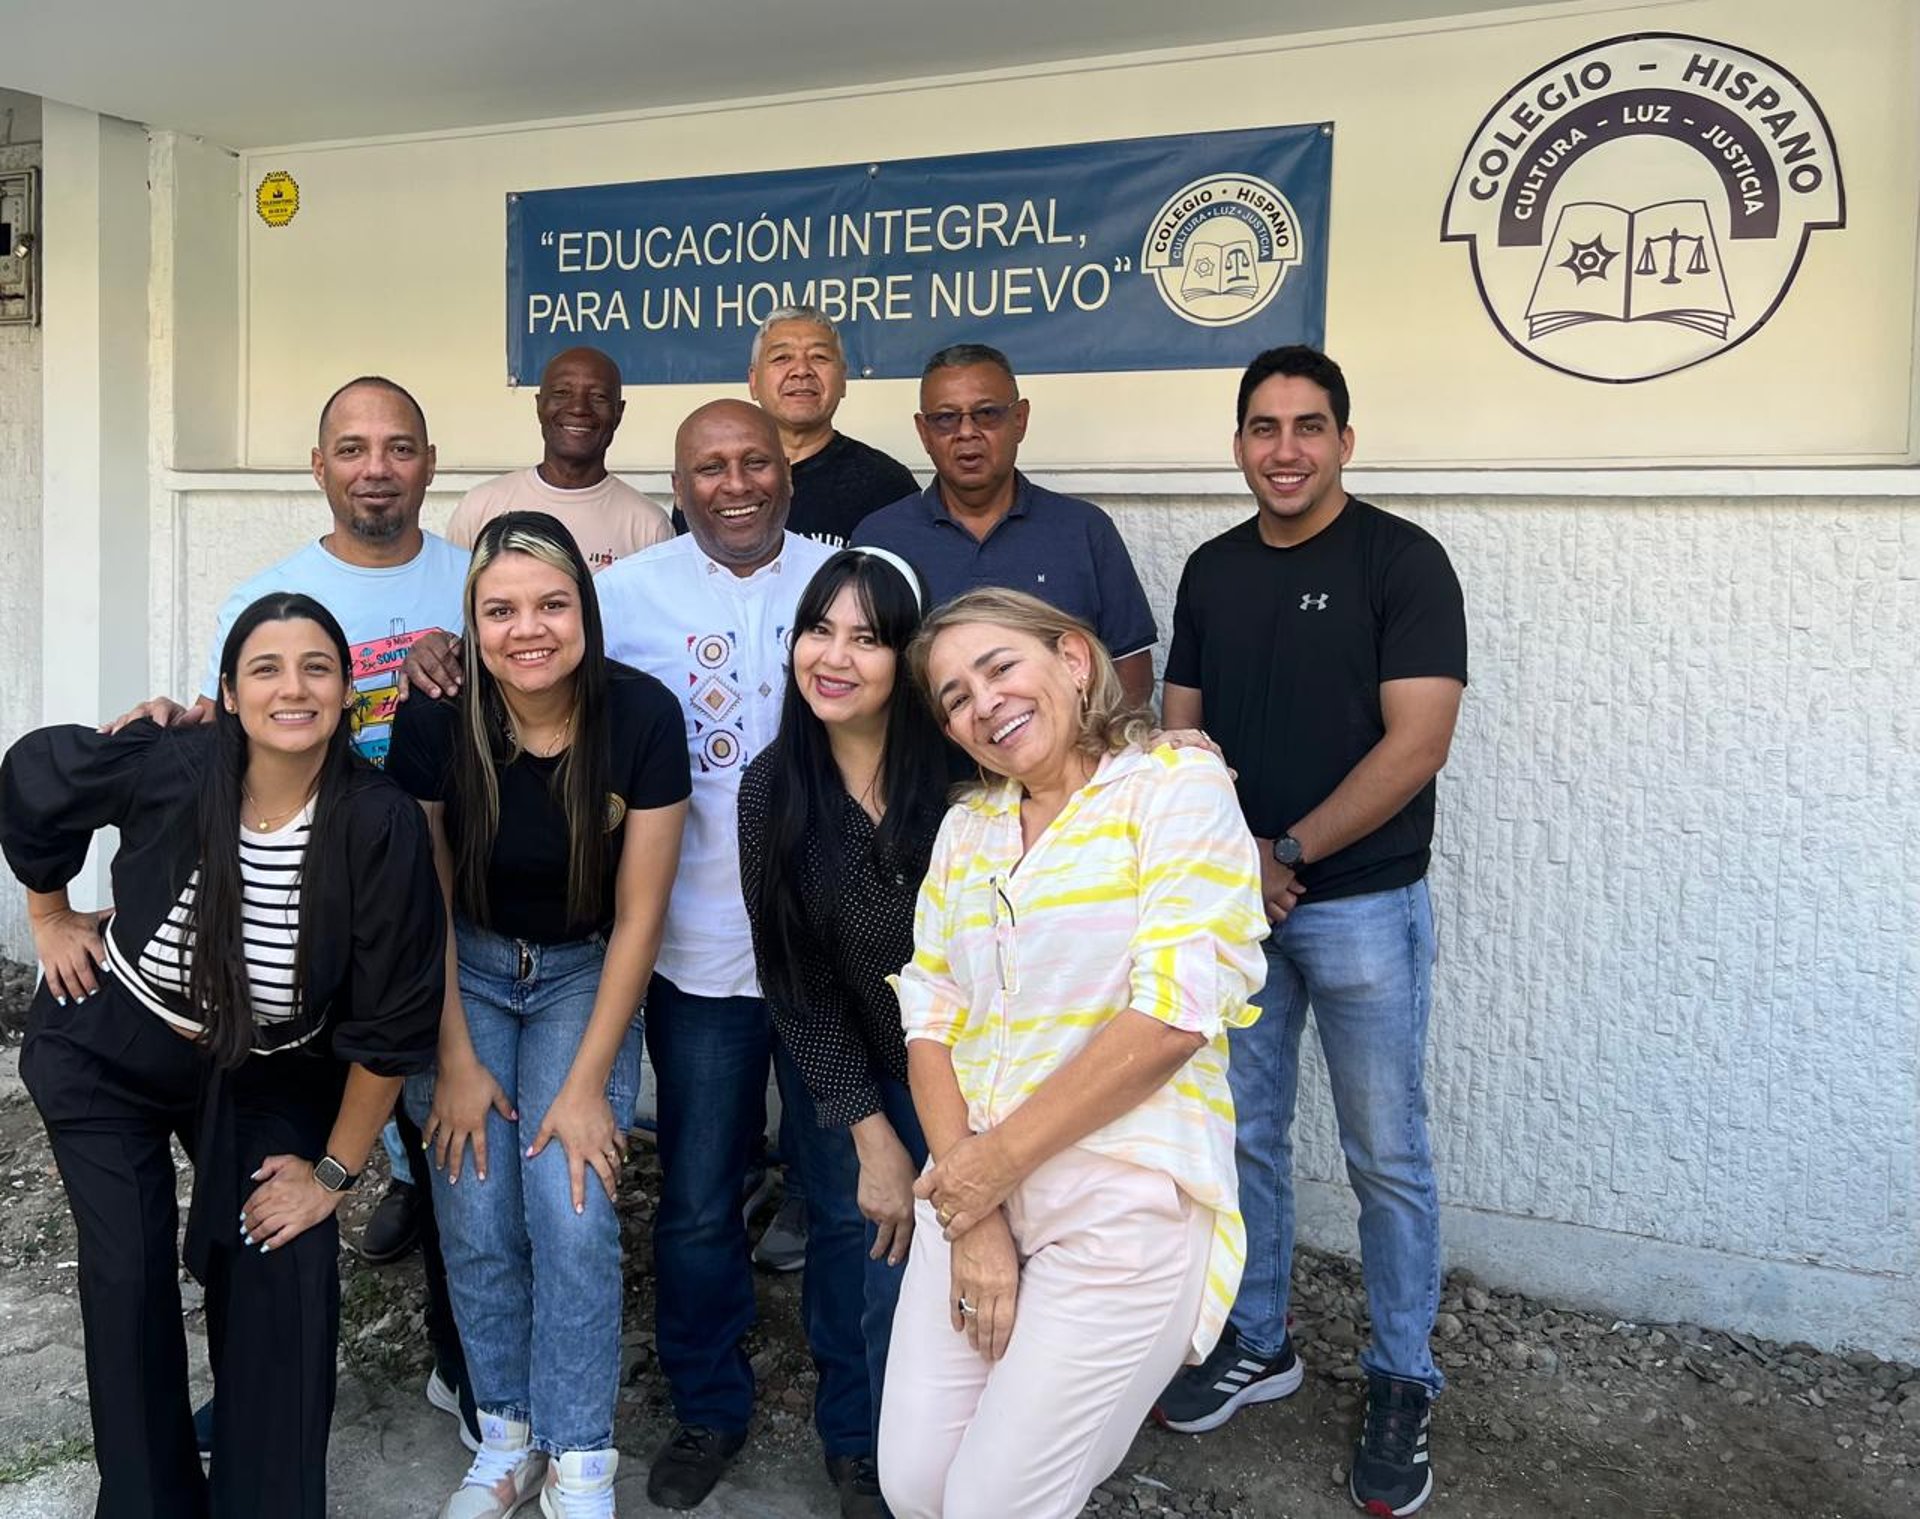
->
xmin=0 ymin=168 xmax=39 ymax=326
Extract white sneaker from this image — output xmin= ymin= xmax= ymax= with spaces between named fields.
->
xmin=439 ymin=1413 xmax=550 ymax=1519
xmin=427 ymin=1367 xmax=484 ymax=1453
xmin=539 ymin=1448 xmax=618 ymax=1519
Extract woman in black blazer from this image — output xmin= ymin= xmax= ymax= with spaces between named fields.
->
xmin=0 ymin=591 xmax=443 ymax=1519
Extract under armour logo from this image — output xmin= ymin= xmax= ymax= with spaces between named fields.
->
xmin=1300 ymin=593 xmax=1329 ymax=611
xmin=1036 ymin=573 xmax=1047 ymax=583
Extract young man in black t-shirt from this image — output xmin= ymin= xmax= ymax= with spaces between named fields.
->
xmin=1154 ymin=347 xmax=1467 ymax=1518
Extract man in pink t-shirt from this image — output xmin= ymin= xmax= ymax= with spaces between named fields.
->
xmin=444 ymin=346 xmax=672 ymax=572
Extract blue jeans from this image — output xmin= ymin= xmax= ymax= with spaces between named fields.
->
xmin=856 ymin=1075 xmax=928 ymax=1441
xmin=379 ymin=1118 xmax=413 ymax=1186
xmin=1227 ymin=880 xmax=1444 ymax=1393
xmin=407 ymin=923 xmax=641 ymax=1454
xmin=646 ymin=974 xmax=869 ymax=1456
xmin=774 ymin=1039 xmax=880 ymax=1459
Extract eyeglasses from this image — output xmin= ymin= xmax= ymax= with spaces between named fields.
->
xmin=989 ymin=875 xmax=1020 ymax=996
xmin=920 ymin=404 xmax=1016 ymax=437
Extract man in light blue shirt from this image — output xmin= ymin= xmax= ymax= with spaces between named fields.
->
xmin=195 ymin=376 xmax=467 ymax=764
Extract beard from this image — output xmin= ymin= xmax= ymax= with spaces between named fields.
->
xmin=347 ymin=506 xmax=408 ymax=541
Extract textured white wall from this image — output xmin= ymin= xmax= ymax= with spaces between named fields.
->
xmin=160 ymin=482 xmax=1920 ymax=1353
xmin=1133 ymin=490 xmax=1920 ymax=1355
xmin=0 ymin=142 xmax=44 ymax=963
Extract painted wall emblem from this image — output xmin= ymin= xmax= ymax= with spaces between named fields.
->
xmin=255 ymin=170 xmax=300 ymax=228
xmin=1441 ymin=34 xmax=1843 ymax=382
xmin=1141 ymin=173 xmax=1305 ymax=327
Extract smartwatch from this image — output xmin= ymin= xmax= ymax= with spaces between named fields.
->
xmin=1271 ymin=834 xmax=1305 ymax=869
xmin=312 ymin=1155 xmax=360 ymax=1194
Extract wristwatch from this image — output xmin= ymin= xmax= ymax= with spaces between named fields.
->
xmin=1271 ymin=834 xmax=1306 ymax=869
xmin=312 ymin=1155 xmax=361 ymax=1194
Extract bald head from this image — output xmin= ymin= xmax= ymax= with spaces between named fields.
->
xmin=675 ymin=399 xmax=780 ymax=469
xmin=543 ymin=345 xmax=622 ymax=391
xmin=672 ymin=400 xmax=791 ymax=575
xmin=317 ymin=375 xmax=428 ymax=449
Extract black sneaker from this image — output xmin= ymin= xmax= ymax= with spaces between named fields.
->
xmin=1153 ymin=1327 xmax=1305 ymax=1433
xmin=646 ymin=1423 xmax=747 ymax=1511
xmin=1348 ymin=1375 xmax=1434 ymax=1516
xmin=824 ymin=1453 xmax=887 ymax=1519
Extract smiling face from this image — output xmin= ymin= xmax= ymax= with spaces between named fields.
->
xmin=223 ymin=618 xmax=350 ymax=759
xmin=536 ymin=348 xmax=625 ymax=474
xmin=471 ymin=550 xmax=587 ymax=699
xmin=792 ymin=583 xmax=897 ymax=732
xmin=914 ymin=362 xmax=1029 ymax=505
xmin=748 ymin=319 xmax=847 ymax=436
xmin=311 ymin=382 xmax=435 ymax=548
xmin=925 ymin=619 xmax=1092 ymax=785
xmin=1233 ymin=372 xmax=1353 ymax=544
xmin=673 ymin=400 xmax=793 ymax=573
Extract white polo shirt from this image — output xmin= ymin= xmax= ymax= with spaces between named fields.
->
xmin=595 ymin=531 xmax=837 ymax=999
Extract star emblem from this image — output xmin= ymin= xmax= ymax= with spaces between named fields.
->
xmin=1558 ymin=235 xmax=1618 ymax=284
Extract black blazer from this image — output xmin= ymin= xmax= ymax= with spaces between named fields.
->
xmin=0 ymin=720 xmax=442 ymax=1073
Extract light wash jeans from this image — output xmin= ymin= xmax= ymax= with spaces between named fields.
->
xmin=378 ymin=1118 xmax=413 ymax=1186
xmin=1226 ymin=879 xmax=1445 ymax=1392
xmin=406 ymin=921 xmax=642 ymax=1453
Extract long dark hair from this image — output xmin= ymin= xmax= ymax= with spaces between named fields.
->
xmin=448 ymin=511 xmax=612 ymax=930
xmin=192 ymin=592 xmax=357 ymax=1068
xmin=755 ymin=550 xmax=949 ymax=1015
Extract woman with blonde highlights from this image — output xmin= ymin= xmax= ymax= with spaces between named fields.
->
xmin=879 ymin=588 xmax=1268 ymax=1518
xmin=389 ymin=511 xmax=690 ymax=1519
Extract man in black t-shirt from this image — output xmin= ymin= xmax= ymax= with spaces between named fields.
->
xmin=1153 ymin=348 xmax=1467 ymax=1519
xmin=670 ymin=305 xmax=919 ymax=551
xmin=747 ymin=305 xmax=919 ymax=546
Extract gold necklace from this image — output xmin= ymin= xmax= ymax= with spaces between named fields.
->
xmin=241 ymin=786 xmax=311 ymax=833
xmin=510 ymin=706 xmax=575 ymax=759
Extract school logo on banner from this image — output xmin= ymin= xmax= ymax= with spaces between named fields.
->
xmin=1141 ymin=174 xmax=1305 ymax=327
xmin=1441 ymin=34 xmax=1844 ymax=383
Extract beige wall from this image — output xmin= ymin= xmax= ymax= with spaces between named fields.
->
xmin=231 ymin=0 xmax=1916 ymax=473
xmin=7 ymin=0 xmax=1918 ymax=1355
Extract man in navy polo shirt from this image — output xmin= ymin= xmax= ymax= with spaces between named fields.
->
xmin=851 ymin=343 xmax=1157 ymax=704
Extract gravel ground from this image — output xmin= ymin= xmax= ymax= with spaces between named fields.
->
xmin=0 ymin=967 xmax=1910 ymax=1516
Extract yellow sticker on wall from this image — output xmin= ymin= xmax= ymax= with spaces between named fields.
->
xmin=256 ymin=171 xmax=300 ymax=228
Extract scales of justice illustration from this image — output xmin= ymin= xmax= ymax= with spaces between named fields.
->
xmin=1524 ymin=199 xmax=1733 ymax=341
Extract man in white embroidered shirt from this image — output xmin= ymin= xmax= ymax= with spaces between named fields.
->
xmin=594 ymin=401 xmax=869 ymax=1512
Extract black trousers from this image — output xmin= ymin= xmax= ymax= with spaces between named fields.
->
xmin=21 ymin=981 xmax=342 ymax=1519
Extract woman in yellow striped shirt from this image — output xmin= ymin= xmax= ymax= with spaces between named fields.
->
xmin=878 ymin=588 xmax=1267 ymax=1519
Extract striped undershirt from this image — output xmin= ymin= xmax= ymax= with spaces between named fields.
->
xmin=132 ymin=800 xmax=313 ymax=1041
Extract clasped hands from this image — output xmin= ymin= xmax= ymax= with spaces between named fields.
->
xmin=915 ymin=1129 xmax=1022 ymax=1240
xmin=918 ymin=1131 xmax=1024 ymax=1360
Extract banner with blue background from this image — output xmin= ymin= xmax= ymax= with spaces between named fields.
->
xmin=506 ymin=124 xmax=1332 ymax=385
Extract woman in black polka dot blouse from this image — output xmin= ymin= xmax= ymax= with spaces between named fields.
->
xmin=737 ymin=548 xmax=956 ymax=1507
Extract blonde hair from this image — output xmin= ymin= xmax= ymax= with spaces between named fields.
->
xmin=907 ymin=588 xmax=1152 ymax=769
xmin=452 ymin=511 xmax=610 ymax=929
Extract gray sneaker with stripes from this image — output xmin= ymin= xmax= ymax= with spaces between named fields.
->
xmin=1152 ymin=1328 xmax=1305 ymax=1434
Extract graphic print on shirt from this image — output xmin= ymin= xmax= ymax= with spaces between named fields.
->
xmin=685 ymin=630 xmax=747 ymax=772
xmin=349 ymin=621 xmax=442 ymax=765
xmin=679 ymin=624 xmax=791 ymax=773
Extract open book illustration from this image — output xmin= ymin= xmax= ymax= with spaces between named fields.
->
xmin=1180 ymin=221 xmax=1261 ymax=303
xmin=1525 ymin=199 xmax=1733 ymax=339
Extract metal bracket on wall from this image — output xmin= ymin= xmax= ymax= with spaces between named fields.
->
xmin=0 ymin=168 xmax=40 ymax=326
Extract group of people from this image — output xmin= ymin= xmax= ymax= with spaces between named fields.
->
xmin=1 ymin=305 xmax=1467 ymax=1519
